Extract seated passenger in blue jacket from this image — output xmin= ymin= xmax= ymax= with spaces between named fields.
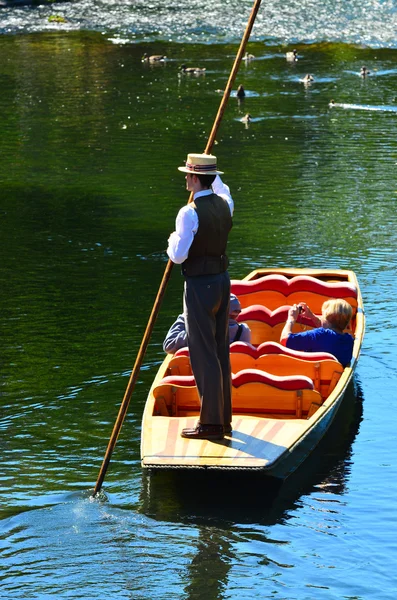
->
xmin=163 ymin=294 xmax=251 ymax=354
xmin=280 ymin=299 xmax=354 ymax=367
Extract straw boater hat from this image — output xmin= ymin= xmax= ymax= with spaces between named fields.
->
xmin=178 ymin=153 xmax=224 ymax=175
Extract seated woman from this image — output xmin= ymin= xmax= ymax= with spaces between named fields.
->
xmin=280 ymin=299 xmax=354 ymax=367
xmin=163 ymin=294 xmax=251 ymax=354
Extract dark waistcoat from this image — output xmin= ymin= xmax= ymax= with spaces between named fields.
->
xmin=182 ymin=192 xmax=232 ymax=277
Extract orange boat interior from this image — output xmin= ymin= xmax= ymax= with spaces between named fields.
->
xmin=152 ymin=273 xmax=358 ymax=422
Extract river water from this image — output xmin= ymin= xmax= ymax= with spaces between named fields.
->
xmin=1 ymin=1 xmax=397 ymax=598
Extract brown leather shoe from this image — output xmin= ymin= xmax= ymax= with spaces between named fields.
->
xmin=181 ymin=423 xmax=224 ymax=440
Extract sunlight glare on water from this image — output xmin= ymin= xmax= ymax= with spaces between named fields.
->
xmin=1 ymin=0 xmax=397 ymax=47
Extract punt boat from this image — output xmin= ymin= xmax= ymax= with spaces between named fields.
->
xmin=140 ymin=268 xmax=365 ymax=479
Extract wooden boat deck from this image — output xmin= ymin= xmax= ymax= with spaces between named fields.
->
xmin=143 ymin=415 xmax=307 ymax=469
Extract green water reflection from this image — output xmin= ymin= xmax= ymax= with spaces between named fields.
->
xmin=1 ymin=31 xmax=396 ymax=499
xmin=2 ymin=28 xmax=397 ymax=600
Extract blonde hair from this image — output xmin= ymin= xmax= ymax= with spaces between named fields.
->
xmin=322 ymin=299 xmax=352 ymax=331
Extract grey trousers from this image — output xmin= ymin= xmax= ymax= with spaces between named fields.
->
xmin=184 ymin=271 xmax=232 ymax=426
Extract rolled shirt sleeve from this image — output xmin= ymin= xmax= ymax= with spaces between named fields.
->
xmin=212 ymin=175 xmax=234 ymax=216
xmin=167 ymin=205 xmax=198 ymax=264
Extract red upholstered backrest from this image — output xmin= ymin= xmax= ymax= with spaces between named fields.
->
xmin=256 ymin=341 xmax=338 ymax=362
xmin=157 ymin=375 xmax=196 ymax=387
xmin=231 ymin=274 xmax=358 ymax=318
xmin=237 ymin=304 xmax=315 ymax=329
xmin=174 ymin=347 xmax=190 ymax=357
xmin=231 ymin=274 xmax=357 ymax=299
xmin=156 ymin=370 xmax=314 ymax=391
xmin=235 ymin=304 xmax=315 ymax=345
xmin=171 ymin=341 xmax=338 ymax=363
xmin=232 ymin=369 xmax=314 ymax=391
xmin=154 ymin=368 xmax=321 ymax=418
xmin=230 ymin=341 xmax=258 ymax=357
xmin=236 ymin=304 xmax=290 ymax=326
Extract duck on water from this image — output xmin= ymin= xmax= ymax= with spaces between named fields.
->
xmin=237 ymin=84 xmax=245 ymax=98
xmin=142 ymin=53 xmax=167 ymax=63
xmin=179 ymin=65 xmax=206 ymax=74
xmin=243 ymin=52 xmax=255 ymax=61
xmin=240 ymin=113 xmax=252 ymax=124
xmin=286 ymin=49 xmax=298 ymax=62
xmin=300 ymin=74 xmax=314 ymax=84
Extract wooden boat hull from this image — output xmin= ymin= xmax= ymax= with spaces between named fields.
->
xmin=141 ymin=268 xmax=365 ymax=479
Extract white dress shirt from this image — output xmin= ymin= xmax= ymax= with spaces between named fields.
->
xmin=167 ymin=175 xmax=234 ymax=264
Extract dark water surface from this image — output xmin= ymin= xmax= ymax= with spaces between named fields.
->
xmin=1 ymin=2 xmax=397 ymax=598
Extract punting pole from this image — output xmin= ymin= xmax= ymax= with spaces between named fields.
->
xmin=92 ymin=0 xmax=263 ymax=497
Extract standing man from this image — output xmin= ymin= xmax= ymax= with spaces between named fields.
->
xmin=167 ymin=153 xmax=234 ymax=440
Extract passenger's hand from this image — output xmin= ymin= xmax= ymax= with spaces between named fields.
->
xmin=288 ymin=304 xmax=301 ymax=320
xmin=298 ymin=303 xmax=321 ymax=326
xmin=299 ymin=303 xmax=314 ymax=320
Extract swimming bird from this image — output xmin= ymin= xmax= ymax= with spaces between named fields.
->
xmin=243 ymin=52 xmax=255 ymax=61
xmin=236 ymin=84 xmax=246 ymax=98
xmin=240 ymin=113 xmax=252 ymax=123
xmin=180 ymin=64 xmax=206 ymax=74
xmin=300 ymin=74 xmax=314 ymax=84
xmin=286 ymin=49 xmax=298 ymax=62
xmin=360 ymin=66 xmax=370 ymax=77
xmin=142 ymin=53 xmax=166 ymax=63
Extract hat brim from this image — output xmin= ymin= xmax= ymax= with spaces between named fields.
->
xmin=178 ymin=166 xmax=224 ymax=175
